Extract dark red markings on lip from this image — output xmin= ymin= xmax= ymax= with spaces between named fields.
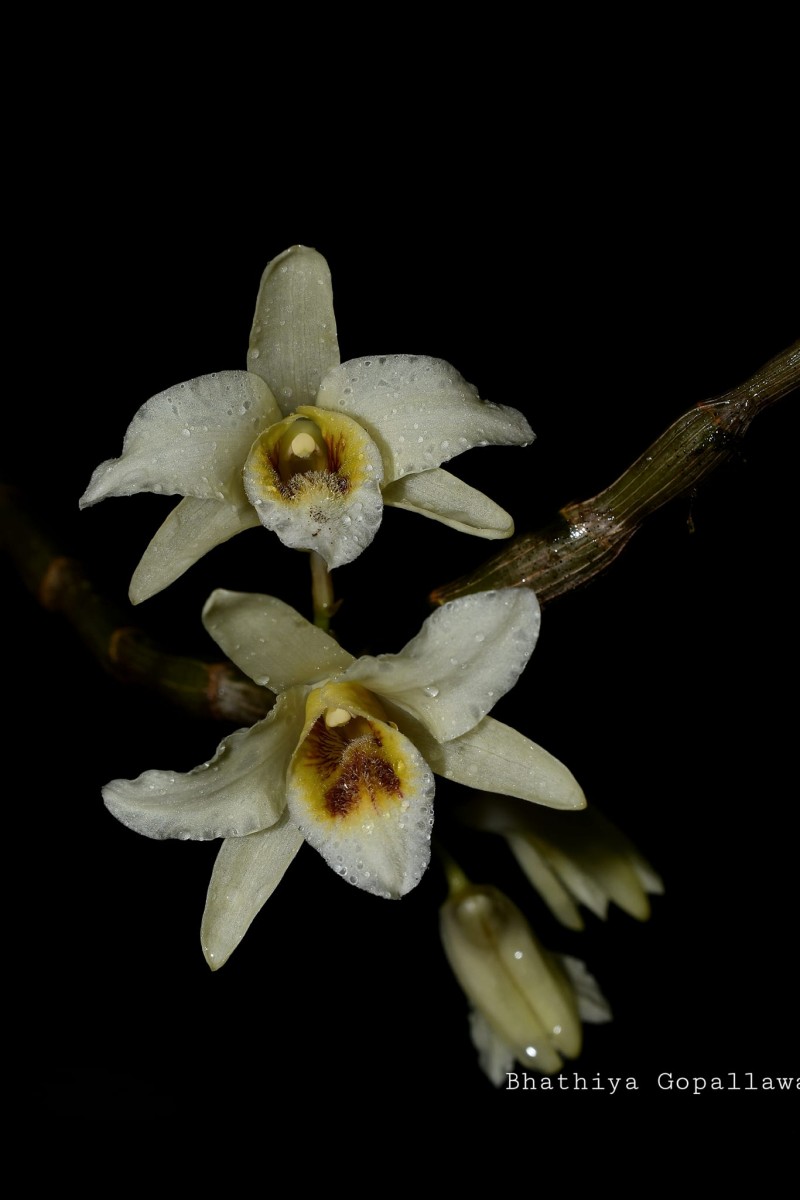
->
xmin=324 ymin=743 xmax=403 ymax=818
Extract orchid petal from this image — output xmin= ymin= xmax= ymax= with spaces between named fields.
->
xmin=571 ymin=847 xmax=652 ymax=920
xmin=80 ymin=372 xmax=279 ymax=506
xmin=316 ymin=355 xmax=534 ymax=483
xmin=382 ymin=468 xmax=515 ymax=539
xmin=102 ymin=689 xmax=305 ymax=841
xmin=202 ymin=590 xmax=354 ymax=691
xmin=507 ymin=832 xmax=607 ymax=921
xmin=468 ymin=1009 xmax=516 ymax=1088
xmin=504 ymin=835 xmax=586 ymax=930
xmin=247 ymin=245 xmax=340 ymax=414
xmin=506 ymin=804 xmax=659 ymax=920
xmin=243 ymin=407 xmax=384 ymax=569
xmin=129 ymin=494 xmax=261 ymax=605
xmin=560 ymin=957 xmax=613 ymax=1024
xmin=285 ymin=682 xmax=434 ymax=898
xmin=201 ymin=812 xmax=305 ymax=970
xmin=630 ymin=851 xmax=665 ymax=898
xmin=344 ymin=590 xmax=540 ymax=743
xmin=464 ymin=798 xmax=659 ymax=924
xmin=416 ymin=716 xmax=586 ymax=810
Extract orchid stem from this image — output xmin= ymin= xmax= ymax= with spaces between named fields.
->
xmin=431 ymin=339 xmax=800 ymax=608
xmin=4 ymin=342 xmax=797 ymax=723
xmin=309 ymin=551 xmax=337 ymax=632
xmin=0 ymin=487 xmax=272 ymax=725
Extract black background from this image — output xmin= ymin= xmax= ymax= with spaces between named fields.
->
xmin=8 ymin=159 xmax=798 ymax=1122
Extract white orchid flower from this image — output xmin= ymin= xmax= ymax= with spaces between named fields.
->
xmin=101 ymin=587 xmax=584 ymax=969
xmin=80 ymin=245 xmax=534 ymax=603
xmin=462 ymin=794 xmax=664 ymax=930
xmin=440 ymin=879 xmax=611 ymax=1085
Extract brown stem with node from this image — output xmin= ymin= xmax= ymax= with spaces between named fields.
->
xmin=431 ymin=339 xmax=799 ymax=608
xmin=1 ymin=486 xmax=272 ymax=725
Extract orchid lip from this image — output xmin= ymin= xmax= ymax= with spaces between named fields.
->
xmin=243 ymin=407 xmax=385 ymax=568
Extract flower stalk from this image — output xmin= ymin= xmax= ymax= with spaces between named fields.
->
xmin=435 ymin=840 xmax=471 ymax=897
xmin=309 ymin=550 xmax=337 ymax=632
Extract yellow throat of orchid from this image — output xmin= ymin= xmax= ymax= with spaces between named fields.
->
xmin=246 ymin=408 xmax=378 ymax=505
xmin=290 ymin=682 xmax=409 ymax=825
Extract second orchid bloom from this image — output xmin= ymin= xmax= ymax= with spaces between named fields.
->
xmin=102 ymin=588 xmax=584 ymax=968
xmin=80 ymin=245 xmax=534 ymax=603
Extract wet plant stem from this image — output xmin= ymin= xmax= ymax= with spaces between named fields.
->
xmin=431 ymin=339 xmax=799 ymax=607
xmin=1 ymin=487 xmax=272 ymax=725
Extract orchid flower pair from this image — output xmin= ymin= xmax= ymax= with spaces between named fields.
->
xmin=80 ymin=245 xmax=533 ymax=603
xmin=103 ymin=586 xmax=585 ymax=968
xmin=85 ymin=243 xmax=599 ymax=1084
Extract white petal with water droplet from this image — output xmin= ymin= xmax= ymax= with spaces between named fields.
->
xmin=202 ymin=590 xmax=354 ymax=691
xmin=383 ymin=468 xmax=515 ymax=539
xmin=248 ymin=245 xmax=340 ymax=414
xmin=344 ymin=590 xmax=540 ymax=742
xmin=317 ymin=355 xmax=533 ymax=483
xmin=201 ymin=813 xmax=305 ymax=970
xmin=129 ymin=494 xmax=261 ymax=605
xmin=415 ymin=716 xmax=586 ymax=810
xmin=80 ymin=371 xmax=279 ymax=505
xmin=102 ymin=689 xmax=304 ymax=841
